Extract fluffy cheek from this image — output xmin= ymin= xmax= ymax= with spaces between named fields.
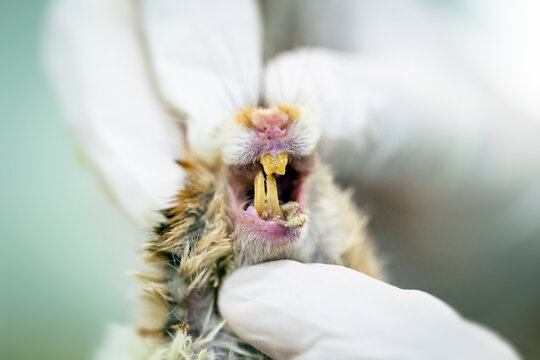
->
xmin=221 ymin=126 xmax=259 ymax=166
xmin=232 ymin=224 xmax=308 ymax=267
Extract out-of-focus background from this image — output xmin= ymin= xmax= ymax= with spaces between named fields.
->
xmin=0 ymin=2 xmax=142 ymax=359
xmin=1 ymin=1 xmax=539 ymax=359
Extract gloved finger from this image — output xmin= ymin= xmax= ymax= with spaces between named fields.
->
xmin=44 ymin=0 xmax=184 ymax=227
xmin=140 ymin=0 xmax=262 ymax=164
xmin=219 ymin=260 xmax=520 ymax=360
xmin=263 ymin=47 xmax=488 ymax=194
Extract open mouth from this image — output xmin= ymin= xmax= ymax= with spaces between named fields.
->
xmin=228 ymin=153 xmax=314 ymax=230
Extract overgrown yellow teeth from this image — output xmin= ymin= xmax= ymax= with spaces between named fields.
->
xmin=254 ymin=153 xmax=288 ymax=218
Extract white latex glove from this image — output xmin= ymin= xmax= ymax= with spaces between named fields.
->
xmin=219 ymin=260 xmax=520 ymax=360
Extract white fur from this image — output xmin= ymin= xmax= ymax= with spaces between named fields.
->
xmin=220 ymin=122 xmax=255 ymax=166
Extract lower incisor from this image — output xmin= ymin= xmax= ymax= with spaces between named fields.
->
xmin=265 ymin=173 xmax=281 ymax=218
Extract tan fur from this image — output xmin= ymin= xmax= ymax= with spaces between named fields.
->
xmin=235 ymin=107 xmax=260 ymax=126
xmin=130 ymin=156 xmax=268 ymax=359
xmin=276 ymin=104 xmax=301 ymax=123
xmin=311 ymin=166 xmax=381 ymax=277
xmin=139 ymin=158 xmax=230 ymax=329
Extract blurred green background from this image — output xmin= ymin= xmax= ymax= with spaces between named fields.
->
xmin=1 ymin=1 xmax=539 ymax=360
xmin=0 ymin=1 xmax=141 ymax=359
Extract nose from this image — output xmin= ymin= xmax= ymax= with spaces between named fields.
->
xmin=261 ymin=123 xmax=286 ymax=138
xmin=252 ymin=113 xmax=288 ymax=139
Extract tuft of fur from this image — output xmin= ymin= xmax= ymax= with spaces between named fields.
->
xmin=129 ymin=156 xmax=268 ymax=359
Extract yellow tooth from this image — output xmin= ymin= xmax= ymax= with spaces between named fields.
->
xmin=261 ymin=153 xmax=288 ymax=175
xmin=265 ymin=173 xmax=281 ymax=217
xmin=275 ymin=153 xmax=288 ymax=175
xmin=260 ymin=154 xmax=275 ymax=174
xmin=254 ymin=169 xmax=266 ymax=216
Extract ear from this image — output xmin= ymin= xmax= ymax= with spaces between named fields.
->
xmin=140 ymin=0 xmax=263 ymax=164
xmin=44 ymin=0 xmax=185 ymax=227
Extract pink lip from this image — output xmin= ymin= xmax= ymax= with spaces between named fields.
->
xmin=234 ymin=205 xmax=303 ymax=245
xmin=242 ymin=205 xmax=289 ymax=226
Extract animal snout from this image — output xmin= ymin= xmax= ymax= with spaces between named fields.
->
xmin=253 ymin=113 xmax=288 ymax=139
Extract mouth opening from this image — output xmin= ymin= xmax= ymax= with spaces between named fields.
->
xmin=229 ymin=153 xmax=314 ymax=228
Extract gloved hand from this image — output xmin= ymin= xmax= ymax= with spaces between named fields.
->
xmin=219 ymin=260 xmax=520 ymax=360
